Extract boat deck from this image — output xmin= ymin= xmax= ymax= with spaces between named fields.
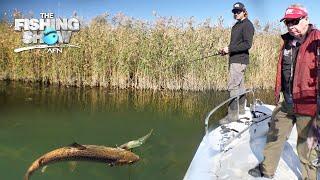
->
xmin=184 ymin=104 xmax=305 ymax=180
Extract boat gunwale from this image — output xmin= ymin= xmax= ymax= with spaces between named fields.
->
xmin=204 ymin=89 xmax=256 ymax=136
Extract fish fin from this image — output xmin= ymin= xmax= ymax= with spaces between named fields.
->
xmin=69 ymin=142 xmax=86 ymax=150
xmin=41 ymin=165 xmax=48 ymax=173
xmin=69 ymin=161 xmax=77 ymax=172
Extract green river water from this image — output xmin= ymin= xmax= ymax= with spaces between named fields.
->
xmin=0 ymin=81 xmax=273 ymax=180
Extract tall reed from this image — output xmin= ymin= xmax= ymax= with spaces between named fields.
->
xmin=0 ymin=13 xmax=281 ymax=91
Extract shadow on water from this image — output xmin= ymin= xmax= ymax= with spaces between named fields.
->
xmin=0 ymin=81 xmax=274 ymax=180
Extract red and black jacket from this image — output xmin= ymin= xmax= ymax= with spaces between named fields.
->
xmin=275 ymin=25 xmax=320 ymax=116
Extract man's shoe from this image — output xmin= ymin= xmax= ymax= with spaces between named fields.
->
xmin=248 ymin=165 xmax=262 ymax=177
xmin=248 ymin=164 xmax=273 ymax=179
xmin=219 ymin=113 xmax=238 ymax=125
xmin=219 ymin=117 xmax=230 ymax=125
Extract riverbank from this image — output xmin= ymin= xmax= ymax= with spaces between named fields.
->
xmin=0 ymin=14 xmax=280 ymax=90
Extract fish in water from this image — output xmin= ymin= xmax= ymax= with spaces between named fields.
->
xmin=119 ymin=129 xmax=153 ymax=150
xmin=24 ymin=129 xmax=153 ymax=180
xmin=24 ymin=143 xmax=139 ymax=180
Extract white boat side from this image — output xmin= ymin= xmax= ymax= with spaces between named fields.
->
xmin=183 ymin=102 xmax=316 ymax=180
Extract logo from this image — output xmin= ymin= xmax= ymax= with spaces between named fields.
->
xmin=43 ymin=27 xmax=58 ymax=45
xmin=14 ymin=12 xmax=80 ymax=53
xmin=286 ymin=8 xmax=294 ymax=15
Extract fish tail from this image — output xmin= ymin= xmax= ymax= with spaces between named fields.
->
xmin=24 ymin=159 xmax=40 ymax=180
xmin=139 ymin=129 xmax=153 ymax=143
xmin=24 ymin=173 xmax=30 ymax=180
xmin=119 ymin=129 xmax=153 ymax=150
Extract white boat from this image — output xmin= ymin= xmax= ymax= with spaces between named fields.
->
xmin=183 ymin=90 xmax=314 ymax=180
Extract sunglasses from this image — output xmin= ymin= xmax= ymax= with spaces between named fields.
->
xmin=284 ymin=17 xmax=304 ymax=26
xmin=232 ymin=10 xmax=243 ymax=15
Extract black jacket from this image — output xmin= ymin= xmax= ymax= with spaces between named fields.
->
xmin=228 ymin=18 xmax=254 ymax=64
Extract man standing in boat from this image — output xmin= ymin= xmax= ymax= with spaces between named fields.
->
xmin=219 ymin=2 xmax=254 ymax=124
xmin=249 ymin=4 xmax=320 ymax=179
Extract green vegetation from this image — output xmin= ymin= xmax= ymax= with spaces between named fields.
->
xmin=0 ymin=13 xmax=281 ymax=90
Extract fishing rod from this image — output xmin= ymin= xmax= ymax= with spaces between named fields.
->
xmin=181 ymin=51 xmax=223 ymax=65
xmin=153 ymin=50 xmax=225 ymax=73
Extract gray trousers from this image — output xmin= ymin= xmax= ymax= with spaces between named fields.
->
xmin=227 ymin=63 xmax=247 ymax=113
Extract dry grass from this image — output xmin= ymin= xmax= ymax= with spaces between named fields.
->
xmin=0 ymin=13 xmax=281 ymax=91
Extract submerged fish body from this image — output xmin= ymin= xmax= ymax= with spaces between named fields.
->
xmin=24 ymin=130 xmax=153 ymax=180
xmin=24 ymin=143 xmax=139 ymax=180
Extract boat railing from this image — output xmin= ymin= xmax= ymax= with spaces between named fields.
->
xmin=204 ymin=89 xmax=256 ymax=137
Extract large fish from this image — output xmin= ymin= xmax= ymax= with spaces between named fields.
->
xmin=24 ymin=129 xmax=153 ymax=180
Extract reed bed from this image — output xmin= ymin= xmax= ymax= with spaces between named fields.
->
xmin=0 ymin=13 xmax=281 ymax=91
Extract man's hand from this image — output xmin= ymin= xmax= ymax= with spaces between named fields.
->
xmin=219 ymin=46 xmax=229 ymax=56
xmin=222 ymin=46 xmax=229 ymax=54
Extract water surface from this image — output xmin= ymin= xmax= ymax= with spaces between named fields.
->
xmin=0 ymin=81 xmax=273 ymax=180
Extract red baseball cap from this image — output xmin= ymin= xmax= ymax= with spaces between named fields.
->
xmin=280 ymin=7 xmax=308 ymax=22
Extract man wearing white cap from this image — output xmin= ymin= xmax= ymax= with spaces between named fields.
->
xmin=249 ymin=4 xmax=320 ymax=179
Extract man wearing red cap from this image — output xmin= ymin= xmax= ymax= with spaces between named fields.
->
xmin=249 ymin=4 xmax=320 ymax=179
